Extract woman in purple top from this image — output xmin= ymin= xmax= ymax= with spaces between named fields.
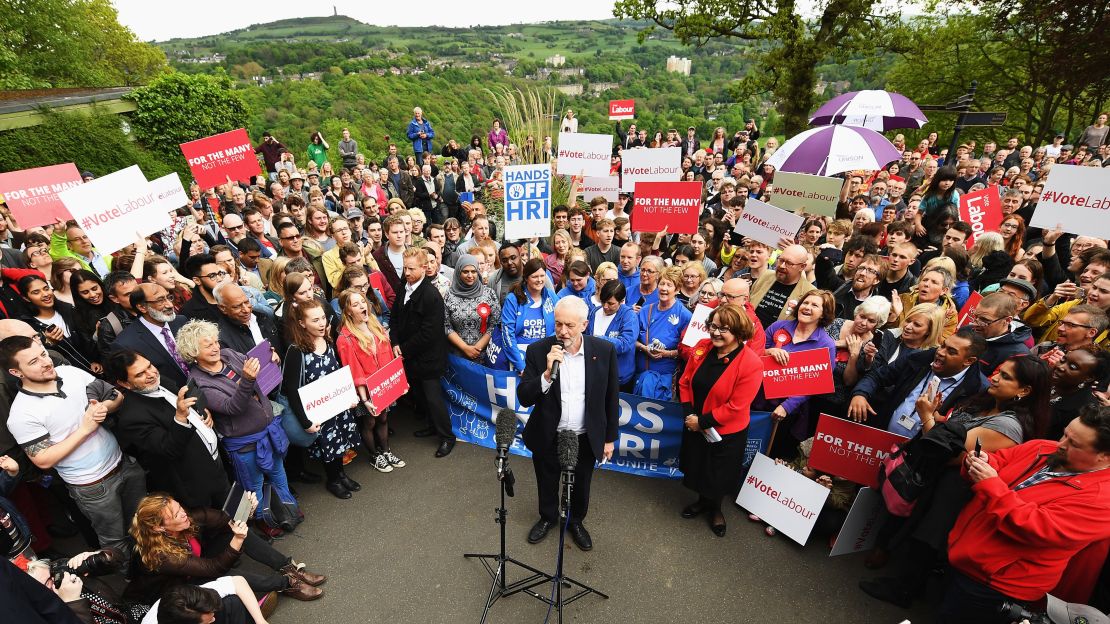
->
xmin=761 ymin=289 xmax=837 ymax=460
xmin=487 ymin=118 xmax=509 ymax=153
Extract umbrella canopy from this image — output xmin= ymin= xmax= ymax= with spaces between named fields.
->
xmin=766 ymin=125 xmax=902 ymax=177
xmin=809 ymin=90 xmax=928 ymax=132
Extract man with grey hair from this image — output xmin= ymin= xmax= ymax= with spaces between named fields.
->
xmin=750 ymin=244 xmax=815 ymax=326
xmin=212 ymin=282 xmax=279 ymax=357
xmin=407 ymin=106 xmax=435 ymax=158
xmin=518 ymin=295 xmax=620 ymax=551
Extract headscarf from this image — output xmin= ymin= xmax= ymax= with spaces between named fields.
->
xmin=450 ymin=254 xmax=483 ymax=298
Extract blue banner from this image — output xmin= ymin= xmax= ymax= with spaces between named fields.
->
xmin=442 ymin=355 xmax=687 ymax=479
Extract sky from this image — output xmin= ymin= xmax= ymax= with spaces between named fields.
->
xmin=111 ymin=0 xmax=621 ymax=42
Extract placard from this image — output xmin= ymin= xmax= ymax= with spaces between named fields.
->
xmin=609 ymin=99 xmax=635 ymax=121
xmin=957 ymin=291 xmax=983 ymax=328
xmin=760 ymin=347 xmax=834 ymax=399
xmin=621 ymin=147 xmax=681 ymax=192
xmin=149 ymin=173 xmax=189 ymax=214
xmin=0 ymin=163 xmax=83 ymax=227
xmin=959 ymin=187 xmax=1004 ymax=249
xmin=631 ymin=181 xmax=702 ymax=234
xmin=768 ymin=171 xmax=843 ymax=216
xmin=808 ymin=413 xmax=907 ymax=488
xmin=829 ymin=487 xmax=887 ymax=556
xmin=557 ymin=133 xmax=612 ymax=178
xmin=736 ymin=453 xmax=831 ymax=545
xmin=681 ymin=304 xmax=714 ymax=347
xmin=56 ymin=165 xmax=172 ymax=255
xmin=180 ymin=128 xmax=262 ymax=189
xmin=503 ymin=164 xmax=552 ymax=240
xmin=580 ymin=176 xmax=619 ymax=203
xmin=732 ymin=198 xmax=805 ymax=248
xmin=363 ymin=356 xmax=409 ymax=413
xmin=298 ymin=365 xmax=357 ymax=424
xmin=245 ymin=340 xmax=282 ymax=396
xmin=1030 ymin=164 xmax=1110 ymax=238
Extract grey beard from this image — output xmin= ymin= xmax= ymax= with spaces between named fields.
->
xmin=149 ymin=308 xmax=176 ymax=324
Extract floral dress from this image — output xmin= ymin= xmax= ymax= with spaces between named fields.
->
xmin=304 ymin=346 xmax=359 ymax=462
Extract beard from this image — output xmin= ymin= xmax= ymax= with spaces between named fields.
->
xmin=1046 ymin=448 xmax=1069 ymax=470
xmin=149 ymin=308 xmax=176 ymax=324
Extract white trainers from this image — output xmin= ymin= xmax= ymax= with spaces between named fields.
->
xmin=372 ymin=453 xmax=394 ymax=473
xmin=381 ymin=450 xmax=406 ymax=468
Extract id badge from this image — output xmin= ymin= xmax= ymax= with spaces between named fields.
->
xmin=897 ymin=413 xmax=917 ymax=431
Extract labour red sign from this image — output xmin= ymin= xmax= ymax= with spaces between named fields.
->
xmin=631 ymin=181 xmax=702 ymax=234
xmin=0 ymin=163 xmax=83 ymax=227
xmin=760 ymin=348 xmax=834 ymax=399
xmin=608 ymin=99 xmax=635 ymax=121
xmin=180 ymin=128 xmax=261 ymax=189
xmin=363 ymin=356 xmax=409 ymax=414
xmin=959 ymin=187 xmax=1004 ymax=249
xmin=808 ymin=414 xmax=908 ymax=488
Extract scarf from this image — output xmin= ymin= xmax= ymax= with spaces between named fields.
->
xmin=450 ymin=254 xmax=483 ymax=298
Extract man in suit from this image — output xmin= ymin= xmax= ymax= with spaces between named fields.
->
xmin=518 ymin=296 xmax=619 ymax=551
xmin=110 ymin=283 xmax=189 ymax=392
xmin=105 ymin=349 xmax=228 ymax=510
xmin=412 ymin=164 xmax=444 ymax=224
xmin=212 ymin=282 xmax=279 ymax=357
xmin=389 ymin=247 xmax=452 ymax=457
xmin=848 ymin=328 xmax=988 ymax=434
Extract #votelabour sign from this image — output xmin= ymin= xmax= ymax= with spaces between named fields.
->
xmin=732 ymin=198 xmax=805 ymax=248
xmin=736 ymin=453 xmax=831 ymax=545
xmin=959 ymin=187 xmax=1003 ymax=249
xmin=621 ymin=147 xmax=681 ymax=192
xmin=580 ymin=176 xmax=620 ymax=203
xmin=503 ymin=164 xmax=551 ymax=240
xmin=180 ymin=128 xmax=262 ymax=189
xmin=768 ymin=171 xmax=842 ymax=216
xmin=57 ymin=165 xmax=172 ymax=255
xmin=0 ymin=163 xmax=83 ymax=227
xmin=1031 ymin=164 xmax=1110 ymax=238
xmin=299 ymin=365 xmax=358 ymax=424
xmin=608 ymin=99 xmax=635 ymax=120
xmin=557 ymin=132 xmax=612 ymax=178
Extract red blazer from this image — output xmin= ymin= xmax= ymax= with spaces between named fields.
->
xmin=336 ymin=325 xmax=394 ymax=390
xmin=678 ymin=302 xmax=765 ymax=361
xmin=678 ymin=339 xmax=762 ymax=435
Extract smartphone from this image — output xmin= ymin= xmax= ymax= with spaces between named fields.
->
xmin=184 ymin=378 xmax=208 ymax=418
xmin=974 ymin=436 xmax=982 ymax=459
xmin=44 ymin=324 xmax=57 ymax=333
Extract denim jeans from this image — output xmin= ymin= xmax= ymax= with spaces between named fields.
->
xmin=65 ymin=458 xmax=146 ymax=549
xmin=228 ymin=445 xmax=296 ymax=520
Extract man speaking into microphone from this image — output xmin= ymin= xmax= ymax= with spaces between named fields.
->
xmin=518 ymin=297 xmax=619 ymax=551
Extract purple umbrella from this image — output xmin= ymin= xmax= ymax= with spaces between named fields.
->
xmin=809 ymin=90 xmax=928 ymax=132
xmin=766 ymin=125 xmax=902 ymax=176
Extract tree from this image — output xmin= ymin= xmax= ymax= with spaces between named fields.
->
xmin=126 ymin=72 xmax=250 ymax=157
xmin=612 ymin=0 xmax=896 ymax=135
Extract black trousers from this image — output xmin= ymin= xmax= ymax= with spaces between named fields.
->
xmin=411 ymin=375 xmax=452 ymax=439
xmin=532 ymin=433 xmax=597 ymax=525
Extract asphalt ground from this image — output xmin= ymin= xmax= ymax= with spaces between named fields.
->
xmin=260 ymin=407 xmax=937 ymax=624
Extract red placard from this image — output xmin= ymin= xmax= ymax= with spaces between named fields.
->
xmin=608 ymin=99 xmax=635 ymax=121
xmin=631 ymin=181 xmax=702 ymax=234
xmin=362 ymin=356 xmax=409 ymax=413
xmin=959 ymin=187 xmax=1004 ymax=249
xmin=808 ymin=414 xmax=908 ymax=488
xmin=0 ymin=163 xmax=82 ymax=227
xmin=957 ymin=291 xmax=983 ymax=328
xmin=760 ymin=348 xmax=834 ymax=399
xmin=180 ymin=128 xmax=261 ymax=189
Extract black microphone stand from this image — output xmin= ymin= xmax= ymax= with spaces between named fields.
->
xmin=464 ymin=446 xmax=551 ymax=623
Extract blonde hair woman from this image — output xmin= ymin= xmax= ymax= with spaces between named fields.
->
xmin=543 ymin=228 xmax=573 ymax=288
xmin=969 ymin=231 xmax=1005 ymax=272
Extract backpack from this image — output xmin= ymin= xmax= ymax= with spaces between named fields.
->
xmin=877 ymin=415 xmax=988 ymax=517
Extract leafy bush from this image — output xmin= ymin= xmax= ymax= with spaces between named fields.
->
xmin=126 ymin=72 xmax=250 ymax=157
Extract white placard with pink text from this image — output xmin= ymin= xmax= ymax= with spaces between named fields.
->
xmin=57 ymin=165 xmax=172 ymax=255
xmin=1030 ymin=164 xmax=1110 ymax=239
xmin=620 ymin=147 xmax=680 ymax=192
xmin=681 ymin=304 xmax=713 ymax=347
xmin=298 ymin=365 xmax=358 ymax=425
xmin=557 ymin=133 xmax=612 ymax=178
xmin=732 ymin=198 xmax=805 ymax=248
xmin=580 ymin=176 xmax=619 ymax=203
xmin=736 ymin=453 xmax=830 ymax=545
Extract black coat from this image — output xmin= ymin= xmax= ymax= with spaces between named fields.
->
xmin=517 ymin=335 xmax=620 ymax=461
xmin=388 ymin=278 xmax=447 ymax=379
xmin=113 ymin=388 xmax=228 ymax=510
xmin=110 ymin=316 xmax=189 ymax=392
xmin=215 ymin=310 xmax=279 ymax=356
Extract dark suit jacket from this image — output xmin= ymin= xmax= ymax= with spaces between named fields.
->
xmin=215 ymin=310 xmax=278 ymax=357
xmin=412 ymin=176 xmax=443 ymax=213
xmin=110 ymin=316 xmax=189 ymax=391
xmin=517 ymin=335 xmax=620 ymax=461
xmin=113 ymin=388 xmax=228 ymax=510
xmin=388 ymin=278 xmax=447 ymax=379
xmin=680 ymin=138 xmax=701 ymax=157
xmin=386 ymin=171 xmax=416 ymax=208
xmin=852 ymin=349 xmax=989 ymax=431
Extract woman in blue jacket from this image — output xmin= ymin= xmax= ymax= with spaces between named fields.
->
xmin=635 ymin=265 xmax=693 ymax=400
xmin=497 ymin=258 xmax=557 ymax=371
xmin=589 ymin=280 xmax=639 ymax=391
xmin=556 ymin=260 xmax=597 ymax=317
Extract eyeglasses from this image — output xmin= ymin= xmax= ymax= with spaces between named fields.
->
xmin=778 ymin=258 xmax=806 ymax=269
xmin=1058 ymin=320 xmax=1094 ymax=330
xmin=969 ymin=314 xmax=1006 ymax=327
xmin=144 ymin=296 xmax=172 ymax=306
xmin=706 ymin=323 xmax=733 ymax=335
xmin=280 ymin=234 xmax=300 ymax=241
xmin=720 ymin=292 xmax=749 ymax=303
xmin=200 ymin=270 xmax=229 ymax=281
xmin=226 ymin=224 xmax=245 ymax=231
xmin=856 ymin=266 xmax=880 ymax=276
xmin=29 ymin=249 xmax=50 ymax=257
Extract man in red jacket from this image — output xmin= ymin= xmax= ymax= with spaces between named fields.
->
xmin=941 ymin=404 xmax=1110 ymax=623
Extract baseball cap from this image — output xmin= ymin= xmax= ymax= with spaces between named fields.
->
xmin=687 ymin=126 xmax=696 ymax=131
xmin=345 ymin=208 xmax=363 ymax=219
xmin=999 ymin=278 xmax=1038 ymax=303
xmin=1047 ymin=594 xmax=1109 ymax=624
xmin=1055 ymin=133 xmax=1065 ymax=138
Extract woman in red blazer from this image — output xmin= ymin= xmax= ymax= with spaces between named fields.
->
xmin=677 ymin=304 xmax=763 ymax=537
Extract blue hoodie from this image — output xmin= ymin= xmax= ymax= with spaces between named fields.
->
xmin=557 ymin=276 xmax=598 ymax=317
xmin=498 ymin=286 xmax=558 ymax=371
xmin=589 ymin=304 xmax=639 ymax=384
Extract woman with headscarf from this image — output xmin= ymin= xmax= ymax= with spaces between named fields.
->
xmin=443 ymin=253 xmax=502 ymax=362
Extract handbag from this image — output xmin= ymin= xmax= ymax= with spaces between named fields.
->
xmin=277 ymin=351 xmax=319 ymax=447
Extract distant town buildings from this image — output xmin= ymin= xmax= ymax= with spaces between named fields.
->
xmin=545 ymin=54 xmax=566 ymax=67
xmin=666 ymin=56 xmax=691 ymax=75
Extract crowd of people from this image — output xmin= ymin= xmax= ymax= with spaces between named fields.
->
xmin=2 ymin=106 xmax=1110 ymax=623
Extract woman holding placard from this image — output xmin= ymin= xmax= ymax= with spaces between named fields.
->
xmin=634 ymin=265 xmax=693 ymax=400
xmin=336 ymin=288 xmax=405 ymax=474
xmin=677 ymin=304 xmax=762 ymax=537
xmin=281 ymin=299 xmax=361 ymax=500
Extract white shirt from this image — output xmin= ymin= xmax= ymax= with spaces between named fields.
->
xmin=386 ymin=247 xmax=405 ymax=278
xmin=592 ymin=308 xmax=616 ymax=338
xmin=247 ymin=314 xmax=265 ymax=345
xmin=142 ymin=577 xmax=236 ymax=624
xmin=140 ymin=316 xmax=177 ymax=358
xmin=540 ymin=338 xmax=587 ymax=434
xmin=147 ymin=386 xmax=219 ymax=460
xmin=404 ymin=277 xmax=424 ymax=304
xmin=41 ymin=311 xmax=69 ymax=337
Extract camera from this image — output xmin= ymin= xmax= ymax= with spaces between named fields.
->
xmin=999 ymin=602 xmax=1052 ymax=624
xmin=48 ymin=549 xmax=124 ymax=586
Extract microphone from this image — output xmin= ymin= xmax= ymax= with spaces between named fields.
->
xmin=550 ymin=339 xmax=570 ymax=381
xmin=494 ymin=408 xmax=517 ymax=497
xmin=556 ymin=430 xmax=579 ymax=520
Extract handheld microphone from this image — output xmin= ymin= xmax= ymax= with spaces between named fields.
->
xmin=556 ymin=430 xmax=579 ymax=520
xmin=550 ymin=339 xmax=570 ymax=381
xmin=494 ymin=408 xmax=518 ymax=497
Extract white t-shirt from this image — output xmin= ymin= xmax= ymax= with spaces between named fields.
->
xmin=592 ymin=308 xmax=616 ymax=337
xmin=386 ymin=247 xmax=405 ymax=278
xmin=141 ymin=577 xmax=236 ymax=624
xmin=8 ymin=366 xmax=122 ymax=485
xmin=41 ymin=310 xmax=69 ymax=337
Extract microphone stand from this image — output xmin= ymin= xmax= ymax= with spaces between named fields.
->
xmin=464 ymin=446 xmax=551 ymax=623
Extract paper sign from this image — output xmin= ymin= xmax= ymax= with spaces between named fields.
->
xmin=959 ymin=187 xmax=1004 ymax=249
xmin=732 ymin=198 xmax=805 ymax=248
xmin=149 ymin=173 xmax=189 ymax=214
xmin=768 ymin=171 xmax=843 ymax=217
xmin=557 ymin=133 xmax=612 ymax=178
xmin=736 ymin=453 xmax=831 ymax=545
xmin=760 ymin=348 xmax=834 ymax=400
xmin=829 ymin=487 xmax=887 ymax=556
xmin=57 ymin=165 xmax=172 ymax=255
xmin=631 ymin=181 xmax=702 ymax=234
xmin=1031 ymin=164 xmax=1110 ymax=238
xmin=957 ymin=291 xmax=983 ymax=328
xmin=580 ymin=176 xmax=619 ymax=203
xmin=245 ymin=340 xmax=281 ymax=395
xmin=180 ymin=128 xmax=262 ymax=189
xmin=621 ymin=147 xmax=681 ymax=192
xmin=0 ymin=163 xmax=82 ymax=227
xmin=503 ymin=164 xmax=551 ymax=240
xmin=362 ymin=356 xmax=409 ymax=413
xmin=808 ymin=414 xmax=907 ymax=488
xmin=299 ymin=365 xmax=357 ymax=424
xmin=681 ymin=304 xmax=714 ymax=347
xmin=609 ymin=99 xmax=635 ymax=121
